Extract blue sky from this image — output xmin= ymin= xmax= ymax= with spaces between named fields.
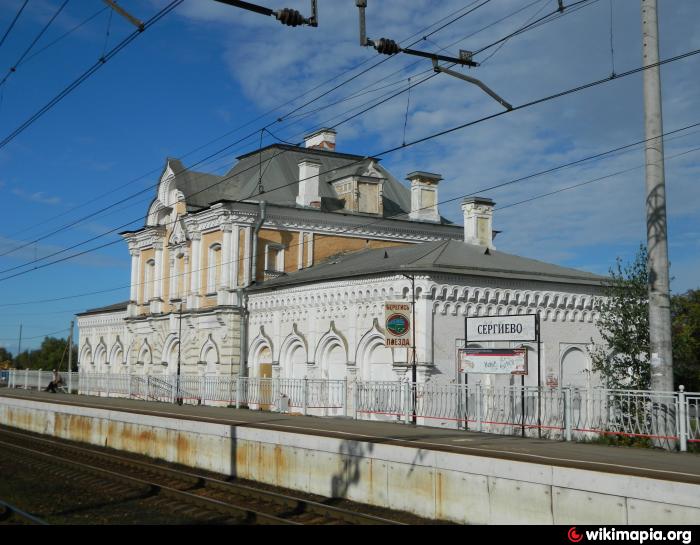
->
xmin=0 ymin=0 xmax=698 ymax=352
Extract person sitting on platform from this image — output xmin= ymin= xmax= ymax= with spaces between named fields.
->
xmin=45 ymin=369 xmax=64 ymax=393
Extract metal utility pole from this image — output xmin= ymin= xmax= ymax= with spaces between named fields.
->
xmin=176 ymin=303 xmax=183 ymax=405
xmin=17 ymin=324 xmax=22 ymax=361
xmin=67 ymin=321 xmax=74 ymax=372
xmin=641 ymin=0 xmax=673 ymax=392
xmin=402 ymin=273 xmax=417 ymax=424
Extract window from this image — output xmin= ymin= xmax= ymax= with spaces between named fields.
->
xmin=144 ymin=259 xmax=155 ymax=303
xmin=207 ymin=244 xmax=221 ymax=294
xmin=265 ymin=244 xmax=285 ymax=274
xmin=175 ymin=253 xmax=185 ymax=299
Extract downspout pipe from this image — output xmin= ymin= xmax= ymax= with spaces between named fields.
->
xmin=236 ymin=288 xmax=248 ymax=378
xmin=250 ymin=200 xmax=267 ymax=284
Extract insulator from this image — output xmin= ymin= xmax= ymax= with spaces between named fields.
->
xmin=276 ymin=8 xmax=305 ymax=27
xmin=375 ymin=38 xmax=400 ymax=55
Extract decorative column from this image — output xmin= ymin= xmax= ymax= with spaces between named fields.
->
xmin=232 ymin=224 xmax=240 ymax=289
xmin=221 ymin=225 xmax=232 ymax=290
xmin=219 ymin=225 xmax=232 ymax=305
xmin=152 ymin=242 xmax=164 ymax=314
xmin=297 ymin=230 xmax=305 ymax=270
xmin=129 ymin=249 xmax=139 ymax=303
xmin=188 ymin=232 xmax=202 ymax=309
xmin=243 ymin=225 xmax=251 ymax=286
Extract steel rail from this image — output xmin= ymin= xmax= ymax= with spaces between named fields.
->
xmin=0 ymin=438 xmax=296 ymax=525
xmin=0 ymin=427 xmax=404 ymax=525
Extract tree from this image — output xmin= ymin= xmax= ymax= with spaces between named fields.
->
xmin=671 ymin=289 xmax=700 ymax=391
xmin=0 ymin=347 xmax=12 ymax=369
xmin=589 ymin=245 xmax=650 ymax=390
xmin=12 ymin=337 xmax=76 ymax=371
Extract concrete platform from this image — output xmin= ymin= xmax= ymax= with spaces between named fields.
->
xmin=1 ymin=388 xmax=698 ymax=524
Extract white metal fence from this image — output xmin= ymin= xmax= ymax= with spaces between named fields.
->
xmin=4 ymin=370 xmax=698 ymax=452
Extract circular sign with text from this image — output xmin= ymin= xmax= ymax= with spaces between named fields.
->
xmin=386 ymin=313 xmax=410 ymax=336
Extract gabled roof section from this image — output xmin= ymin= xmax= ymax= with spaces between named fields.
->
xmin=249 ymin=240 xmax=607 ymax=291
xmin=77 ymin=300 xmax=129 ymax=317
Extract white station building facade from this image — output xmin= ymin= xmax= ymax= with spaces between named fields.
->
xmin=77 ymin=129 xmax=605 ymax=390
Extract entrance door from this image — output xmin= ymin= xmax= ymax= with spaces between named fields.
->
xmin=259 ymin=360 xmax=272 ymax=411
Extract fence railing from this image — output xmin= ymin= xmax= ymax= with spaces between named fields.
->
xmin=5 ymin=370 xmax=697 ymax=451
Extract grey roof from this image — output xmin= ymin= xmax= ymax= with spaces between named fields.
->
xmin=167 ymin=158 xmax=226 ymax=211
xmin=77 ymin=301 xmax=129 ymax=317
xmin=163 ymin=144 xmax=450 ymax=222
xmin=249 ymin=240 xmax=606 ymax=291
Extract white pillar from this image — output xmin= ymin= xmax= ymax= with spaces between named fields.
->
xmin=189 ymin=233 xmax=201 ymax=309
xmin=307 ymin=232 xmax=314 ymax=267
xmin=153 ymin=243 xmax=164 ymax=313
xmin=221 ymin=225 xmax=232 ymax=290
xmin=232 ymin=225 xmax=240 ymax=288
xmin=243 ymin=226 xmax=251 ymax=286
xmin=298 ymin=230 xmax=304 ymax=270
xmin=129 ymin=250 xmax=139 ymax=302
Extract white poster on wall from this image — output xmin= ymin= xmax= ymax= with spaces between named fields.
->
xmin=466 ymin=314 xmax=537 ymax=342
xmin=458 ymin=348 xmax=528 ymax=375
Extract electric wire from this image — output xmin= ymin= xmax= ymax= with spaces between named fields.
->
xmin=1 ymin=114 xmax=698 ymax=308
xmin=496 ymin=144 xmax=700 ymax=211
xmin=0 ymin=0 xmax=492 ymax=247
xmin=0 ymin=0 xmax=495 ymax=255
xmin=0 ymin=0 xmax=29 ymax=51
xmin=1 ymin=46 xmax=699 ymax=282
xmin=0 ymin=0 xmax=70 ymax=88
xmin=0 ymin=0 xmax=184 ymax=150
xmin=21 ymin=6 xmax=109 ymax=66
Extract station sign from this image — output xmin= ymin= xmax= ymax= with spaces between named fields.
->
xmin=466 ymin=314 xmax=537 ymax=342
xmin=384 ymin=302 xmax=412 ymax=347
xmin=458 ymin=348 xmax=527 ymax=375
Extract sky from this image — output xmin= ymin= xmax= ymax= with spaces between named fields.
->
xmin=0 ymin=0 xmax=698 ymax=352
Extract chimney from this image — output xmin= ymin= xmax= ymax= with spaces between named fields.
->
xmin=304 ymin=128 xmax=336 ymax=151
xmin=296 ymin=158 xmax=322 ymax=208
xmin=462 ymin=197 xmax=495 ymax=249
xmin=407 ymin=171 xmax=441 ymax=223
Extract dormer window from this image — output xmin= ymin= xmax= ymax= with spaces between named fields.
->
xmin=331 ymin=161 xmax=385 ymax=216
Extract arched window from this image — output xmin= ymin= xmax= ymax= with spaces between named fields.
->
xmin=175 ymin=253 xmax=185 ymax=299
xmin=207 ymin=244 xmax=221 ymax=294
xmin=144 ymin=259 xmax=155 ymax=303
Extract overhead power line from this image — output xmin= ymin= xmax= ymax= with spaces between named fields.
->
xmin=0 ymin=0 xmax=184 ymax=151
xmin=2 ymin=136 xmax=698 ymax=310
xmin=1 ymin=100 xmax=699 ymax=295
xmin=0 ymin=0 xmax=70 ymax=88
xmin=0 ymin=0 xmax=29 ymax=51
xmin=0 ymin=0 xmax=496 ymax=254
xmin=2 ymin=45 xmax=699 ymax=282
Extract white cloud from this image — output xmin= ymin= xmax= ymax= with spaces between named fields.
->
xmin=170 ymin=0 xmax=700 ymax=281
xmin=12 ymin=188 xmax=62 ymax=206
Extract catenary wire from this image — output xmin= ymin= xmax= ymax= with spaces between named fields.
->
xmin=0 ymin=0 xmax=29 ymax=51
xmin=0 ymin=0 xmax=493 ymax=248
xmin=1 ymin=46 xmax=699 ymax=282
xmin=0 ymin=0 xmax=183 ymax=149
xmin=0 ymin=0 xmax=70 ymax=88
xmin=0 ymin=111 xmax=698 ymax=306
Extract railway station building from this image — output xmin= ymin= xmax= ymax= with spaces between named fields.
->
xmin=77 ymin=128 xmax=606 ymax=390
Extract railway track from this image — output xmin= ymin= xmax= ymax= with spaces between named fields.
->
xmin=0 ymin=427 xmax=404 ymax=525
